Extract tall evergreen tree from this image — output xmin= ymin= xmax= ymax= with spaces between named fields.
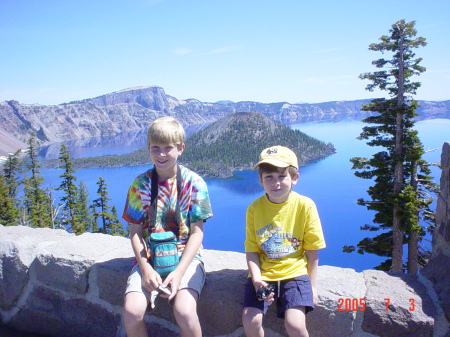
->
xmin=92 ymin=176 xmax=123 ymax=235
xmin=109 ymin=206 xmax=125 ymax=236
xmin=3 ymin=149 xmax=24 ymax=199
xmin=1 ymin=149 xmax=24 ymax=225
xmin=76 ymin=181 xmax=94 ymax=233
xmin=0 ymin=172 xmax=19 ymax=225
xmin=345 ymin=20 xmax=435 ymax=273
xmin=23 ymin=135 xmax=52 ymax=228
xmin=57 ymin=144 xmax=83 ymax=233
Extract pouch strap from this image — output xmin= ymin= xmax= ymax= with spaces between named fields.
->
xmin=149 ymin=164 xmax=182 ymax=238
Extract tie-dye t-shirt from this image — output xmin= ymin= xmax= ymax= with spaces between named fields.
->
xmin=122 ymin=165 xmax=213 ymax=259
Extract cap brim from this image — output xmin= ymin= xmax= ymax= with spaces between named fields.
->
xmin=252 ymin=159 xmax=291 ymax=170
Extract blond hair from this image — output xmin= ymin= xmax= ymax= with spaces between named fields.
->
xmin=147 ymin=117 xmax=186 ymax=148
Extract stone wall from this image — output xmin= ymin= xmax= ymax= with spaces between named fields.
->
xmin=0 ymin=225 xmax=448 ymax=337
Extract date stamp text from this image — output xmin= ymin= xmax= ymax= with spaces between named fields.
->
xmin=337 ymin=298 xmax=416 ymax=311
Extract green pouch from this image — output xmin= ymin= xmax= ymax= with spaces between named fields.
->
xmin=148 ymin=231 xmax=179 ymax=276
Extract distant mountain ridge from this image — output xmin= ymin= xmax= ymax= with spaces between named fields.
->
xmin=0 ymin=85 xmax=449 ymax=156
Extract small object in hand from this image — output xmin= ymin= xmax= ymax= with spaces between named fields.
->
xmin=256 ymin=284 xmax=275 ymax=300
xmin=159 ymin=285 xmax=172 ymax=296
xmin=150 ymin=290 xmax=159 ymax=309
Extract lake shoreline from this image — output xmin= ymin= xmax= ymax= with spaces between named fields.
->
xmin=38 ymin=135 xmax=337 ymax=179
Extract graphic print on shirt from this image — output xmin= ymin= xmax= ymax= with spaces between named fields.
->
xmin=257 ymin=223 xmax=302 ymax=259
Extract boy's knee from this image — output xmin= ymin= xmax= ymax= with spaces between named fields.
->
xmin=242 ymin=310 xmax=264 ymax=337
xmin=173 ymin=288 xmax=199 ymax=318
xmin=173 ymin=307 xmax=200 ymax=335
xmin=242 ymin=307 xmax=263 ymax=328
xmin=173 ymin=304 xmax=198 ymax=322
xmin=284 ymin=317 xmax=308 ymax=337
xmin=123 ymin=305 xmax=145 ymax=322
xmin=123 ymin=293 xmax=147 ymax=321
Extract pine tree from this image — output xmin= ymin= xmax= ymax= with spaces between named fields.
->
xmin=3 ymin=149 xmax=24 ymax=200
xmin=76 ymin=181 xmax=94 ymax=233
xmin=92 ymin=176 xmax=123 ymax=235
xmin=57 ymin=144 xmax=84 ymax=233
xmin=23 ymin=135 xmax=52 ymax=228
xmin=109 ymin=206 xmax=125 ymax=236
xmin=1 ymin=149 xmax=24 ymax=226
xmin=344 ymin=20 xmax=435 ymax=273
xmin=0 ymin=172 xmax=19 ymax=225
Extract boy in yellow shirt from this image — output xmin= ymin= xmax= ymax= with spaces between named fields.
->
xmin=242 ymin=145 xmax=326 ymax=337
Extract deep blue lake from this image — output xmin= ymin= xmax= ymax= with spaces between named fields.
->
xmin=39 ymin=118 xmax=450 ymax=272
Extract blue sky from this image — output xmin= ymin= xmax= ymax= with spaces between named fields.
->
xmin=1 ymin=0 xmax=449 ymax=105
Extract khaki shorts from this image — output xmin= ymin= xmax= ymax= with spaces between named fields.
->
xmin=125 ymin=259 xmax=206 ymax=300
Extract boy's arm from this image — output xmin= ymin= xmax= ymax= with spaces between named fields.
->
xmin=162 ymin=220 xmax=204 ymax=300
xmin=245 ymin=205 xmax=273 ymax=300
xmin=246 ymin=252 xmax=274 ymax=302
xmin=129 ymin=223 xmax=162 ymax=293
xmin=246 ymin=252 xmax=262 ymax=288
xmin=305 ymin=249 xmax=319 ymax=305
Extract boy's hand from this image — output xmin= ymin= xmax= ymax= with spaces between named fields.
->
xmin=158 ymin=284 xmax=172 ymax=296
xmin=140 ymin=263 xmax=162 ymax=293
xmin=254 ymin=280 xmax=275 ymax=302
xmin=161 ymin=269 xmax=183 ymax=301
xmin=259 ymin=290 xmax=275 ymax=302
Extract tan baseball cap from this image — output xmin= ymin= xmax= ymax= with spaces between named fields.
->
xmin=253 ymin=145 xmax=298 ymax=170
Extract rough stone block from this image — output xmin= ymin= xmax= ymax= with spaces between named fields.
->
xmin=307 ymin=266 xmax=366 ymax=337
xmin=95 ymin=257 xmax=133 ymax=306
xmin=7 ymin=284 xmax=121 ymax=337
xmin=362 ymin=270 xmax=435 ymax=337
xmin=0 ymin=241 xmax=29 ymax=310
xmin=34 ymin=251 xmax=92 ymax=295
xmin=0 ymin=226 xmax=73 ymax=310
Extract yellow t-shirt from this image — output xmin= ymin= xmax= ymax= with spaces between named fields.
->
xmin=245 ymin=191 xmax=326 ymax=281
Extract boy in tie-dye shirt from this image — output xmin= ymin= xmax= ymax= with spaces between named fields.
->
xmin=122 ymin=117 xmax=213 ymax=337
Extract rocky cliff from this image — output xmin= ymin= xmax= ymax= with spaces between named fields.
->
xmin=1 ymin=86 xmax=449 ymax=156
xmin=423 ymin=142 xmax=450 ymax=327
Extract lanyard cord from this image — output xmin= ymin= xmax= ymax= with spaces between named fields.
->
xmin=149 ymin=164 xmax=182 ymax=238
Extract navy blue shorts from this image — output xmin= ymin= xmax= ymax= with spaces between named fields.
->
xmin=243 ymin=275 xmax=314 ymax=319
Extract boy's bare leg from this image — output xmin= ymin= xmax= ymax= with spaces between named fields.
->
xmin=284 ymin=306 xmax=309 ymax=337
xmin=123 ymin=291 xmax=149 ymax=337
xmin=173 ymin=288 xmax=202 ymax=337
xmin=242 ymin=307 xmax=264 ymax=337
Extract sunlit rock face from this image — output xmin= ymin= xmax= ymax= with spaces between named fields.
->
xmin=422 ymin=142 xmax=450 ymax=325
